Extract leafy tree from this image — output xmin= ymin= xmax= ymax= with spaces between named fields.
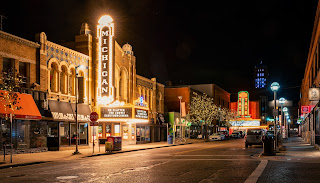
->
xmin=188 ymin=92 xmax=236 ymax=140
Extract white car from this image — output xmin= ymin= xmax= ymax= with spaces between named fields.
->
xmin=209 ymin=133 xmax=226 ymax=141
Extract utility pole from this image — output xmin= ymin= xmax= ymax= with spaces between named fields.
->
xmin=0 ymin=15 xmax=7 ymax=31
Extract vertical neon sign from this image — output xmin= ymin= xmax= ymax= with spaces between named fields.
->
xmin=238 ymin=91 xmax=249 ymax=117
xmin=97 ymin=15 xmax=115 ymax=105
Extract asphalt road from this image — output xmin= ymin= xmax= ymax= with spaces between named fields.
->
xmin=0 ymin=139 xmax=266 ymax=183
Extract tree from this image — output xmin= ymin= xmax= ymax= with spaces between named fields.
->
xmin=0 ymin=68 xmax=22 ymax=119
xmin=188 ymin=92 xmax=236 ymax=140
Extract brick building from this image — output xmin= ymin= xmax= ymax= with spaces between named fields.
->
xmin=0 ymin=15 xmax=165 ymax=152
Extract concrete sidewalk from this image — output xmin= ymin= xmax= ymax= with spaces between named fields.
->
xmin=258 ymin=136 xmax=320 ymax=162
xmin=0 ymin=138 xmax=203 ymax=169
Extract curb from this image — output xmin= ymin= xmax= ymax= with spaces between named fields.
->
xmin=0 ymin=142 xmax=194 ymax=169
xmin=0 ymin=161 xmax=49 ymax=169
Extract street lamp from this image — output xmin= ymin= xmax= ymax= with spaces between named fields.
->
xmin=178 ymin=96 xmax=182 ymax=139
xmin=283 ymin=107 xmax=288 ymax=138
xmin=73 ymin=65 xmax=85 ymax=155
xmin=279 ymin=97 xmax=285 ymax=139
xmin=271 ymin=82 xmax=280 ymax=151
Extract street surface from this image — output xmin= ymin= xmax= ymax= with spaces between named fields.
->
xmin=0 ymin=138 xmax=319 ymax=183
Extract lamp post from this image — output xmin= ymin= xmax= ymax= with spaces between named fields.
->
xmin=73 ymin=65 xmax=84 ymax=155
xmin=271 ymin=82 xmax=280 ymax=150
xmin=283 ymin=107 xmax=288 ymax=139
xmin=178 ymin=96 xmax=182 ymax=138
xmin=279 ymin=97 xmax=286 ymax=139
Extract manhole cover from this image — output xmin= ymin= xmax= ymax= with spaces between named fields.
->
xmin=56 ymin=176 xmax=78 ymax=180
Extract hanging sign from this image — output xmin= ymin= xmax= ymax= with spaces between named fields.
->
xmin=309 ymin=88 xmax=320 ymax=101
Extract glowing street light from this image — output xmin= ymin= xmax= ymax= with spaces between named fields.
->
xmin=278 ymin=97 xmax=286 ymax=139
xmin=271 ymin=82 xmax=280 ymax=151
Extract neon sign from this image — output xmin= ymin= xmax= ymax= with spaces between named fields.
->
xmin=238 ymin=91 xmax=249 ymax=117
xmin=97 ymin=15 xmax=115 ymax=105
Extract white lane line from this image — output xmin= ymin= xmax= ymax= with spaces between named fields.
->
xmin=174 ymin=155 xmax=250 ymax=157
xmin=155 ymin=159 xmax=260 ymax=161
xmin=244 ymin=160 xmax=268 ymax=183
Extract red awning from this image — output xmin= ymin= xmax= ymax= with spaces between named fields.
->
xmin=0 ymin=90 xmax=42 ymax=120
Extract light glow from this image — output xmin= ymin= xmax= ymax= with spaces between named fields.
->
xmin=97 ymin=15 xmax=115 ymax=105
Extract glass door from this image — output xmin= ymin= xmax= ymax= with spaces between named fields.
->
xmin=70 ymin=123 xmax=77 ymax=145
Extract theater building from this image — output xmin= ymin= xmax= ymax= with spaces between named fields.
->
xmin=35 ymin=15 xmax=165 ymax=146
xmin=0 ymin=14 xmax=165 ymax=152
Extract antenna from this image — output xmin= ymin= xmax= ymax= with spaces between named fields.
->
xmin=0 ymin=15 xmax=7 ymax=31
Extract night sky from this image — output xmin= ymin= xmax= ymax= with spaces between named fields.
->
xmin=1 ymin=0 xmax=318 ymax=104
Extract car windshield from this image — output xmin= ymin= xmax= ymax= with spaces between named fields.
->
xmin=247 ymin=129 xmax=262 ymax=135
xmin=212 ymin=133 xmax=220 ymax=136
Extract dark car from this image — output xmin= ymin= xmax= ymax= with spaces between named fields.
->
xmin=220 ymin=131 xmax=230 ymax=140
xmin=245 ymin=128 xmax=263 ymax=148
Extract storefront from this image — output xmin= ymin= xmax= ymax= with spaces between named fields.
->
xmin=46 ymin=100 xmax=91 ymax=150
xmin=97 ymin=100 xmax=150 ymax=145
xmin=0 ymin=91 xmax=43 ymax=151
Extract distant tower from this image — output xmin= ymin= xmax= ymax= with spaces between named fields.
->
xmin=254 ymin=61 xmax=268 ymax=89
xmin=253 ymin=61 xmax=269 ymax=124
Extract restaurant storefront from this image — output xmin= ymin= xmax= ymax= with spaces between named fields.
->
xmin=46 ymin=100 xmax=91 ymax=150
xmin=0 ymin=91 xmax=43 ymax=152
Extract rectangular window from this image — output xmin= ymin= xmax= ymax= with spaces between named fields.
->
xmin=3 ymin=57 xmax=13 ymax=72
xmin=114 ymin=124 xmax=120 ymax=136
xmin=106 ymin=124 xmax=111 ymax=137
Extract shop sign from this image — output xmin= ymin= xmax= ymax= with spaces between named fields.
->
xmin=100 ymin=107 xmax=132 ymax=118
xmin=135 ymin=109 xmax=148 ymax=119
xmin=229 ymin=120 xmax=260 ymax=127
xmin=134 ymin=96 xmax=148 ymax=108
xmin=301 ymin=106 xmax=310 ymax=113
xmin=309 ymin=88 xmax=320 ymax=101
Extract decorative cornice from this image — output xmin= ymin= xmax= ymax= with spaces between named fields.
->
xmin=0 ymin=31 xmax=40 ymax=48
xmin=46 ymin=41 xmax=89 ymax=60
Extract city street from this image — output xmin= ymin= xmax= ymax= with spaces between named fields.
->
xmin=0 ymin=139 xmax=263 ymax=183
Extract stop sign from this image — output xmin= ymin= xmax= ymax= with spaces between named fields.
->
xmin=90 ymin=112 xmax=99 ymax=122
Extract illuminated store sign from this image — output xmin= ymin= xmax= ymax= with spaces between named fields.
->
xmin=238 ymin=91 xmax=249 ymax=117
xmin=97 ymin=15 xmax=115 ymax=105
xmin=101 ymin=107 xmax=132 ymax=118
xmin=134 ymin=96 xmax=148 ymax=108
xmin=135 ymin=109 xmax=148 ymax=119
xmin=301 ymin=106 xmax=310 ymax=113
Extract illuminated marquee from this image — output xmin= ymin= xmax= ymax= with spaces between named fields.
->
xmin=238 ymin=91 xmax=249 ymax=117
xmin=97 ymin=15 xmax=115 ymax=105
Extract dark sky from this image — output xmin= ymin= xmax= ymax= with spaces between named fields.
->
xmin=1 ymin=0 xmax=318 ymax=104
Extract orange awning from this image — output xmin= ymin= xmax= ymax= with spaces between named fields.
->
xmin=0 ymin=90 xmax=41 ymax=120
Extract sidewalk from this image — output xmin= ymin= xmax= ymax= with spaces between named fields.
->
xmin=0 ymin=138 xmax=203 ymax=169
xmin=258 ymin=136 xmax=320 ymax=162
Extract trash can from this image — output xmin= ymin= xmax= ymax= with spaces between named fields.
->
xmin=262 ymin=136 xmax=275 ymax=156
xmin=105 ymin=142 xmax=113 ymax=152
xmin=168 ymin=135 xmax=173 ymax=144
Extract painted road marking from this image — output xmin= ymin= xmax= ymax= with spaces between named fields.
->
xmin=154 ymin=159 xmax=260 ymax=161
xmin=174 ymin=154 xmax=251 ymax=157
xmin=173 ymin=144 xmax=225 ymax=155
xmin=244 ymin=160 xmax=268 ymax=183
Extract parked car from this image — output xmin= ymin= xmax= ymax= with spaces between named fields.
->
xmin=220 ymin=131 xmax=230 ymax=139
xmin=209 ymin=133 xmax=226 ymax=141
xmin=245 ymin=128 xmax=263 ymax=148
xmin=231 ymin=131 xmax=241 ymax=138
xmin=197 ymin=134 xmax=203 ymax=139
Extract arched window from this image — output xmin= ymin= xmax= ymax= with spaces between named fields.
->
xmin=119 ymin=69 xmax=128 ymax=102
xmin=60 ymin=65 xmax=68 ymax=94
xmin=50 ymin=62 xmax=59 ymax=93
xmin=70 ymin=68 xmax=76 ymax=96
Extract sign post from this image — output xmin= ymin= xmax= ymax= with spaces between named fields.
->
xmin=90 ymin=112 xmax=99 ymax=153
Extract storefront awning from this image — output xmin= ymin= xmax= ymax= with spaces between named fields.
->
xmin=0 ymin=90 xmax=41 ymax=120
xmin=48 ymin=100 xmax=91 ymax=122
xmin=70 ymin=103 xmax=91 ymax=122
